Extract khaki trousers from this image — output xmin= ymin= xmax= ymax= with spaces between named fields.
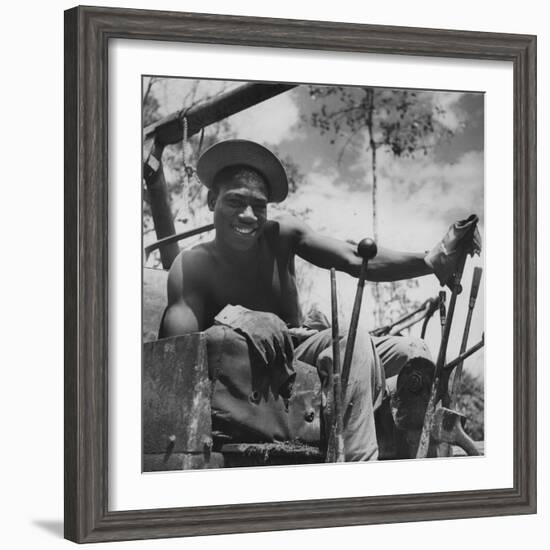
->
xmin=294 ymin=330 xmax=432 ymax=461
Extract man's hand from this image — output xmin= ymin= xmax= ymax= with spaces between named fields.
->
xmin=425 ymin=214 xmax=482 ymax=288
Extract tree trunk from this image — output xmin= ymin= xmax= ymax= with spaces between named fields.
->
xmin=364 ymin=88 xmax=382 ymax=327
xmin=366 ymin=91 xmax=378 ymax=242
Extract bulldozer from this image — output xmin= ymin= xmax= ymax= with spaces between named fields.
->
xmin=141 ymin=82 xmax=484 ymax=471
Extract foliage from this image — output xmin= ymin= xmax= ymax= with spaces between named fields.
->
xmin=307 ymin=85 xmax=457 ymax=325
xmin=142 ymin=78 xmax=236 ymax=267
xmin=454 ymin=370 xmax=484 ymax=441
xmin=375 ymin=280 xmax=423 ymax=328
xmin=142 ymin=77 xmax=161 ymax=126
xmin=142 ymin=79 xmax=311 ymax=269
xmin=269 ymin=147 xmax=306 ymax=196
xmin=308 ymin=86 xmax=455 ymax=161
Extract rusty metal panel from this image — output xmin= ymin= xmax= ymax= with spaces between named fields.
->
xmin=143 ymin=452 xmax=224 ymax=472
xmin=221 ymin=443 xmax=323 ymax=468
xmin=143 ymin=267 xmax=168 ymax=343
xmin=143 ymin=333 xmax=213 ymax=469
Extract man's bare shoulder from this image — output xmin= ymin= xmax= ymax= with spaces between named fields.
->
xmin=268 ymin=213 xmax=309 ymax=244
xmin=166 ymin=242 xmax=214 ymax=303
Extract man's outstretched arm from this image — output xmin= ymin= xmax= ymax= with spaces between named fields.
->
xmin=285 ymin=215 xmax=432 ymax=282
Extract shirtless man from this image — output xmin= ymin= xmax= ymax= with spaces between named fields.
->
xmin=160 ymin=139 xmax=479 ymax=460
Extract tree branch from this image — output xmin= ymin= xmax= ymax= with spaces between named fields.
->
xmin=142 ymin=77 xmax=158 ymax=104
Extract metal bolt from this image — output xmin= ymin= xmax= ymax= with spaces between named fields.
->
xmin=407 ymin=372 xmax=423 ymax=394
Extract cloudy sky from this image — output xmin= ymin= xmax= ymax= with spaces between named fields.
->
xmin=145 ymin=77 xmax=485 ymax=376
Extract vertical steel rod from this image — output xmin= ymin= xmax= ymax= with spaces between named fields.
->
xmin=450 ymin=267 xmax=483 ymax=408
xmin=340 ymin=239 xmax=377 ymax=395
xmin=440 ymin=267 xmax=482 ymax=457
xmin=327 ymin=268 xmax=345 ymax=462
xmin=416 ymin=252 xmax=468 ymax=459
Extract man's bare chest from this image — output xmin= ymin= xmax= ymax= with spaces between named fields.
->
xmin=209 ymin=256 xmax=283 ymax=312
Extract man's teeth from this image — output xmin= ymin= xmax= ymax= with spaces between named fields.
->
xmin=234 ymin=226 xmax=255 ymax=235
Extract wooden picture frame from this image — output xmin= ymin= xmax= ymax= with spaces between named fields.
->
xmin=64 ymin=5 xmax=536 ymax=543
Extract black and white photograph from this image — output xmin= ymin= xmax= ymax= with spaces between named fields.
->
xmin=1 ymin=0 xmax=543 ymax=546
xmin=142 ymin=77 xmax=485 ymax=471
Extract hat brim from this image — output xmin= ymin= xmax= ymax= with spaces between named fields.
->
xmin=196 ymin=140 xmax=289 ymax=203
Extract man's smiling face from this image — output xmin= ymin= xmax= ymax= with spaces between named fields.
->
xmin=208 ymin=166 xmax=269 ymax=252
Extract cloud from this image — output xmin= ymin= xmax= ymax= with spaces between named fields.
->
xmin=227 ymin=91 xmax=300 ymax=146
xmin=284 ymin=169 xmax=371 ymax=239
xmin=281 ymin=149 xmax=484 ymax=372
xmin=294 ymin=148 xmax=483 ymax=249
xmin=377 ymin=149 xmax=484 ymax=239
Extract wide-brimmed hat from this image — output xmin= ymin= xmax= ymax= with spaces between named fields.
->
xmin=196 ymin=139 xmax=289 ymax=203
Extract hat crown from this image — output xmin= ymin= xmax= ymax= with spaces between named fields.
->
xmin=197 ymin=139 xmax=289 ymax=203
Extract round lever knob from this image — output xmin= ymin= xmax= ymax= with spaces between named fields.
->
xmin=357 ymin=238 xmax=378 ymax=260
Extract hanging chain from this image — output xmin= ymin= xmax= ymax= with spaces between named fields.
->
xmin=176 ymin=106 xmax=210 ymax=245
xmin=176 ymin=112 xmax=208 ymax=232
xmin=177 ymin=114 xmax=193 ymax=185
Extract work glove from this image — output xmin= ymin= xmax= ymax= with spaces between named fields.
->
xmin=288 ymin=326 xmax=319 ymax=346
xmin=214 ymin=305 xmax=295 ymax=399
xmin=425 ymin=214 xmax=482 ymax=289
